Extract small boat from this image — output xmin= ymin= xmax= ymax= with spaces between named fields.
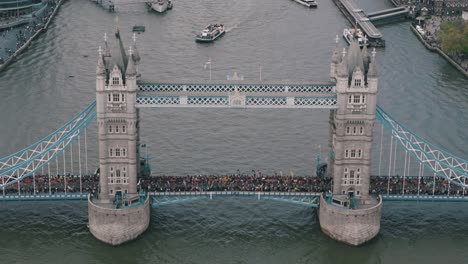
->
xmin=195 ymin=24 xmax=225 ymax=43
xmin=147 ymin=0 xmax=173 ymax=13
xmin=132 ymin=25 xmax=146 ymax=33
xmin=343 ymin=28 xmax=368 ymax=48
xmin=292 ymin=0 xmax=317 ymax=8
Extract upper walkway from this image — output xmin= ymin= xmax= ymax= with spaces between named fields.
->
xmin=136 ymin=81 xmax=337 ymax=109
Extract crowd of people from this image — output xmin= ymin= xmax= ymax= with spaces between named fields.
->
xmin=0 ymin=1 xmax=57 ymax=65
xmin=2 ymin=174 xmax=467 ymax=196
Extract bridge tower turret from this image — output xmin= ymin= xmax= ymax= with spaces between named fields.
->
xmin=89 ymin=28 xmax=150 ymax=246
xmin=320 ymin=40 xmax=382 ymax=246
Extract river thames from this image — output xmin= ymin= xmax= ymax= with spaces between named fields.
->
xmin=0 ymin=0 xmax=467 ymax=263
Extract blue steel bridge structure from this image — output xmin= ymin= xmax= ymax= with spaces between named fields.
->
xmin=0 ymin=82 xmax=466 ymax=206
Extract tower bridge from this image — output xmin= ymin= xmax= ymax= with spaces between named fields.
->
xmin=1 ymin=29 xmax=467 ymax=247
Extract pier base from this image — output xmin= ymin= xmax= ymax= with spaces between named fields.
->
xmin=88 ymin=195 xmax=151 ymax=245
xmin=318 ymin=194 xmax=382 ymax=246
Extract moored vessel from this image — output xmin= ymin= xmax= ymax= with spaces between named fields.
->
xmin=195 ymin=24 xmax=225 ymax=43
xmin=343 ymin=28 xmax=368 ymax=48
xmin=292 ymin=0 xmax=317 ymax=8
xmin=147 ymin=0 xmax=173 ymax=13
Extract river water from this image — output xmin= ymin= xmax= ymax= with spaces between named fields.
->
xmin=0 ymin=0 xmax=467 ymax=263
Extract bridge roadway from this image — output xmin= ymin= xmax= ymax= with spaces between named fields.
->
xmin=2 ymin=192 xmax=468 ymax=203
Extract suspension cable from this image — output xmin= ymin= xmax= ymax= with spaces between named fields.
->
xmin=48 ymin=162 xmax=51 ymax=195
xmin=387 ymin=135 xmax=394 ymax=195
xmin=378 ymin=123 xmax=384 ymax=177
xmin=79 ymin=134 xmax=82 ymax=194
xmin=402 ymin=150 xmax=407 ymax=195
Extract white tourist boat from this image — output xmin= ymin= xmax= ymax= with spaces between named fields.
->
xmin=343 ymin=28 xmax=369 ymax=48
xmin=292 ymin=0 xmax=317 ymax=8
xmin=147 ymin=0 xmax=173 ymax=13
xmin=195 ymin=24 xmax=225 ymax=43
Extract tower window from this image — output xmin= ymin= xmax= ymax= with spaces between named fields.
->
xmin=358 ymin=149 xmax=362 ymax=158
xmin=108 ymin=94 xmax=112 ymax=102
xmin=112 ymin=77 xmax=120 ymax=85
xmin=348 ymin=95 xmax=352 ymax=104
xmin=350 ymin=149 xmax=356 ymax=158
xmin=113 ymin=94 xmax=120 ymax=102
xmin=121 ymin=94 xmax=125 ymax=102
xmin=122 ymin=125 xmax=126 ymax=133
xmin=109 ymin=148 xmax=113 ymax=157
xmin=353 ymin=95 xmax=361 ymax=104
xmin=115 ymin=148 xmax=121 ymax=157
xmin=362 ymin=95 xmax=366 ymax=104
xmin=345 ymin=149 xmax=349 ymax=158
xmin=353 ymin=127 xmax=357 ymax=135
xmin=122 ymin=148 xmax=126 ymax=157
xmin=108 ymin=125 xmax=113 ymax=133
xmin=349 ymin=170 xmax=355 ymax=184
xmin=359 ymin=126 xmax=364 ymax=134
xmin=354 ymin=79 xmax=361 ymax=87
xmin=115 ymin=126 xmax=119 ymax=133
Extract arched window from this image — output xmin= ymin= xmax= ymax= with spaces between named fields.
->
xmin=358 ymin=149 xmax=362 ymax=158
xmin=353 ymin=127 xmax=357 ymax=135
xmin=115 ymin=126 xmax=119 ymax=133
xmin=359 ymin=126 xmax=364 ymax=134
xmin=345 ymin=149 xmax=349 ymax=158
xmin=109 ymin=148 xmax=113 ymax=157
xmin=362 ymin=95 xmax=366 ymax=104
xmin=348 ymin=95 xmax=352 ymax=104
xmin=121 ymin=93 xmax=125 ymax=102
xmin=108 ymin=94 xmax=111 ymax=102
xmin=122 ymin=148 xmax=126 ymax=157
xmin=122 ymin=125 xmax=126 ymax=133
xmin=346 ymin=127 xmax=350 ymax=135
xmin=108 ymin=125 xmax=113 ymax=133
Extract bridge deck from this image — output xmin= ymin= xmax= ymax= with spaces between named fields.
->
xmin=2 ymin=192 xmax=467 ymax=203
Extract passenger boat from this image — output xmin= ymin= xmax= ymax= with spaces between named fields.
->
xmin=342 ymin=28 xmax=368 ymax=48
xmin=147 ymin=0 xmax=173 ymax=13
xmin=195 ymin=24 xmax=225 ymax=43
xmin=292 ymin=0 xmax=317 ymax=8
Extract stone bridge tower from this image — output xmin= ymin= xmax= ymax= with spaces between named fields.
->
xmin=319 ymin=39 xmax=383 ymax=246
xmin=88 ymin=29 xmax=150 ymax=246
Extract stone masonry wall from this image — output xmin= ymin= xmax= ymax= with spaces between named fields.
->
xmin=88 ymin=196 xmax=151 ymax=246
xmin=319 ymin=195 xmax=382 ymax=246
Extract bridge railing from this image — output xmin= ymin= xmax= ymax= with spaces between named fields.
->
xmin=376 ymin=106 xmax=468 ymax=188
xmin=0 ymin=102 xmax=96 ymax=189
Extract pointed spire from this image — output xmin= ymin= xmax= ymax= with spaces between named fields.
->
xmin=337 ymin=48 xmax=348 ymax=78
xmin=347 ymin=39 xmax=364 ymax=76
xmin=361 ymin=39 xmax=369 ymax=72
xmin=126 ymin=46 xmax=137 ymax=77
xmin=97 ymin=46 xmax=105 ymax=75
xmin=368 ymin=48 xmax=378 ymax=78
xmin=332 ymin=35 xmax=340 ymax=64
xmin=131 ymin=33 xmax=141 ymax=63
